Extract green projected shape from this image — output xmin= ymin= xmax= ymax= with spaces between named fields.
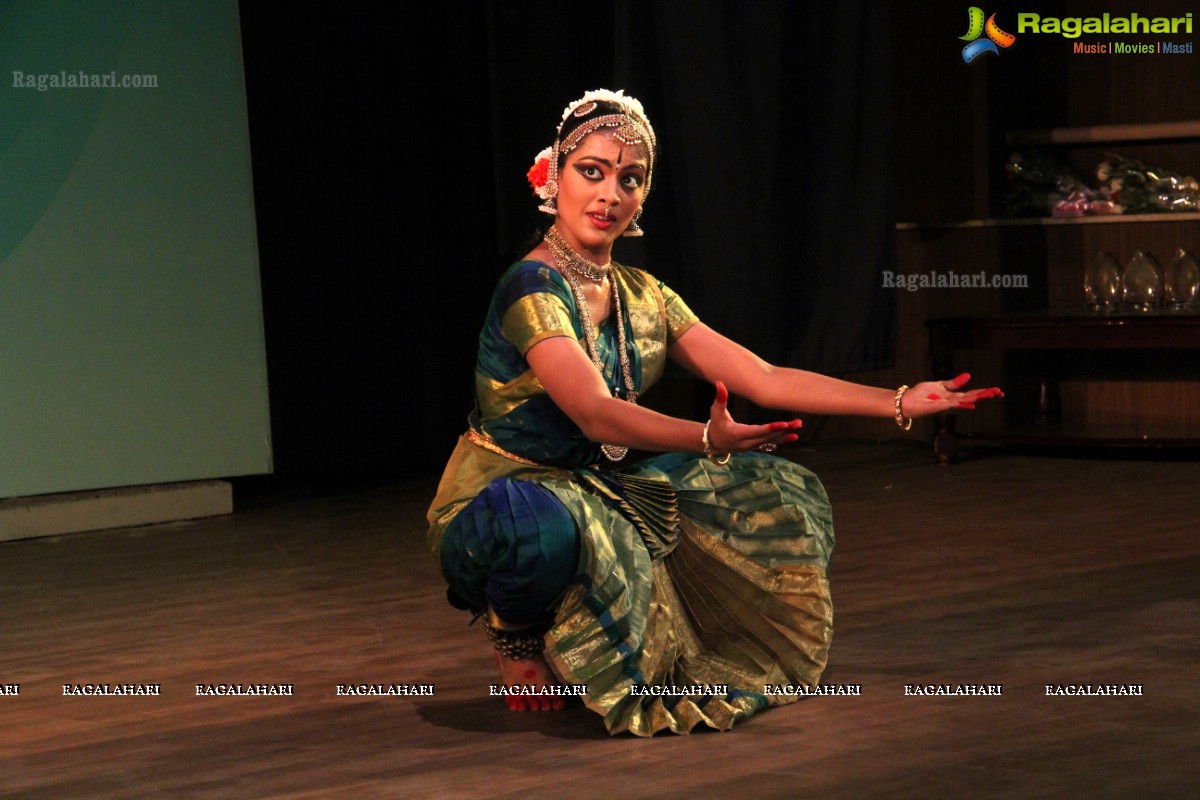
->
xmin=0 ymin=1 xmax=272 ymax=498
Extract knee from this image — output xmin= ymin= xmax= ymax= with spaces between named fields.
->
xmin=443 ymin=477 xmax=580 ymax=570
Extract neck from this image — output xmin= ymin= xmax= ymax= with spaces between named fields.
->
xmin=545 ymin=225 xmax=613 ymax=282
xmin=560 ymin=226 xmax=610 ymax=262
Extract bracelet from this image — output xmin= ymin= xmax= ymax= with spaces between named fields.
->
xmin=893 ymin=385 xmax=913 ymax=430
xmin=702 ymin=420 xmax=732 ymax=465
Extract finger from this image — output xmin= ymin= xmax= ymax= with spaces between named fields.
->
xmin=709 ymin=382 xmax=733 ymax=430
xmin=745 ymin=435 xmax=800 ymax=454
xmin=750 ymin=420 xmax=802 ymax=436
xmin=746 ymin=428 xmax=801 ymax=447
xmin=963 ymin=387 xmax=1004 ymax=401
xmin=944 ymin=372 xmax=971 ymax=391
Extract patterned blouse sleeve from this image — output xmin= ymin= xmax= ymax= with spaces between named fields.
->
xmin=659 ymin=280 xmax=699 ymax=343
xmin=499 ymin=262 xmax=578 ymax=355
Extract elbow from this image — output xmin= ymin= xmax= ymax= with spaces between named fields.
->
xmin=739 ymin=362 xmax=782 ymax=408
xmin=571 ymin=397 xmax=620 ymax=444
xmin=576 ymin=418 xmax=605 ymax=443
xmin=566 ymin=403 xmax=603 ymax=444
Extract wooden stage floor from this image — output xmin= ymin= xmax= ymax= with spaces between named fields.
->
xmin=2 ymin=442 xmax=1198 ymax=799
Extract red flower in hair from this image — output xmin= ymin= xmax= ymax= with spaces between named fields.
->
xmin=527 ymin=147 xmax=554 ymax=199
xmin=527 ymin=157 xmax=549 ymax=191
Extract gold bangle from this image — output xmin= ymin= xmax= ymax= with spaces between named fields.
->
xmin=894 ymin=385 xmax=912 ymax=430
xmin=702 ymin=420 xmax=732 ymax=465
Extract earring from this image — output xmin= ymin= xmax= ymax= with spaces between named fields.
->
xmin=622 ymin=208 xmax=644 ymax=237
xmin=537 ymin=180 xmax=559 ymax=216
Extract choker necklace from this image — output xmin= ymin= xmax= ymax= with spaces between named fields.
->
xmin=544 ymin=227 xmax=637 ymax=461
xmin=544 ymin=225 xmax=612 ymax=283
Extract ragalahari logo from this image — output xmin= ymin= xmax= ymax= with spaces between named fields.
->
xmin=960 ymin=7 xmax=1017 ymax=62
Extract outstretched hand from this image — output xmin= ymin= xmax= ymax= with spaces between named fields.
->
xmin=902 ymin=372 xmax=1004 ymax=419
xmin=706 ymin=381 xmax=802 ymax=455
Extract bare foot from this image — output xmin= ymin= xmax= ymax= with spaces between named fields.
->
xmin=494 ymin=651 xmax=567 ymax=711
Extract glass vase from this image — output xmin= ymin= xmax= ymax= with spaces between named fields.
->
xmin=1122 ymin=251 xmax=1162 ymax=312
xmin=1164 ymin=249 xmax=1200 ymax=311
xmin=1083 ymin=251 xmax=1122 ymax=312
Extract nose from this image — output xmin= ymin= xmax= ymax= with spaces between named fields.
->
xmin=597 ymin=176 xmax=621 ymax=205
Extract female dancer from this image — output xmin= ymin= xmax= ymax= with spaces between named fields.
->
xmin=427 ymin=89 xmax=1000 ymax=735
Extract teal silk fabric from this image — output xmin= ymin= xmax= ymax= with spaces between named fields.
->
xmin=471 ymin=260 xmax=693 ymax=467
xmin=427 ymin=261 xmax=836 ymax=736
xmin=439 ymin=475 xmax=581 ymax=626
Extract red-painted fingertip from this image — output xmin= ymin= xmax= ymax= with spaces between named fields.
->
xmin=784 ymin=433 xmax=799 ymax=442
xmin=957 ymin=402 xmax=976 ymax=410
xmin=714 ymin=381 xmax=728 ymax=404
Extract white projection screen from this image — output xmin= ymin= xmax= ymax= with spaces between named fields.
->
xmin=0 ymin=0 xmax=272 ymax=499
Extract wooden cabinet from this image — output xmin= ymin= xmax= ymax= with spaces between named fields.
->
xmin=901 ymin=119 xmax=1200 ymax=457
xmin=927 ymin=312 xmax=1200 ymax=462
xmin=847 ymin=1 xmax=1200 ymax=456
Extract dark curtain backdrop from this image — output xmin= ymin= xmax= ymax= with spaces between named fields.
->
xmin=239 ymin=1 xmax=894 ymax=487
xmin=626 ymin=1 xmax=896 ymax=375
xmin=486 ymin=1 xmax=895 ymax=372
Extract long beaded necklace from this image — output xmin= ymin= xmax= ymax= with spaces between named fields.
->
xmin=544 ymin=225 xmax=638 ymax=461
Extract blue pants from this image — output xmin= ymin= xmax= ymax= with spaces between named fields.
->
xmin=439 ymin=477 xmax=580 ymax=626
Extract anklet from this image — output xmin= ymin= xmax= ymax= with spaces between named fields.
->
xmin=485 ymin=622 xmax=547 ymax=660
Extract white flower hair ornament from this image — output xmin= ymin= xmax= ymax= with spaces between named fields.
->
xmin=526 ymin=147 xmax=555 ymax=201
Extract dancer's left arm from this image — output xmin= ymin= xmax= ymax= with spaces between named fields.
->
xmin=668 ymin=323 xmax=1002 ymax=419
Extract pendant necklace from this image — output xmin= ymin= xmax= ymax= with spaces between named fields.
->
xmin=544 ymin=225 xmax=637 ymax=461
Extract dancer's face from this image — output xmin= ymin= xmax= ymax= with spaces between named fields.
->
xmin=554 ymin=130 xmax=648 ymax=259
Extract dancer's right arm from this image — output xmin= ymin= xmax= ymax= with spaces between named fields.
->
xmin=525 ymin=335 xmax=799 ymax=454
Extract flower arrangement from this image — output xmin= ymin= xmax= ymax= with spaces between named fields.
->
xmin=527 ymin=147 xmax=553 ymax=199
